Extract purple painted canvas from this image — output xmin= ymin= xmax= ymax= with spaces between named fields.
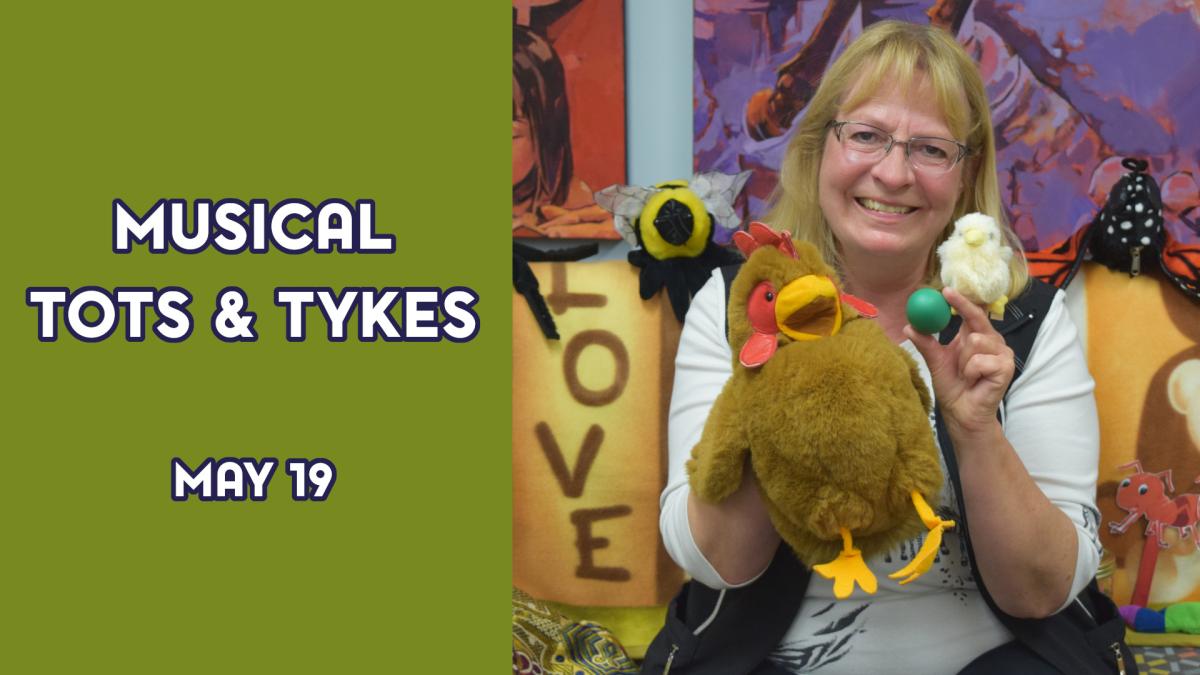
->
xmin=694 ymin=0 xmax=1200 ymax=251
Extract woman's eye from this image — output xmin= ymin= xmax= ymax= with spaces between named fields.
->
xmin=850 ymin=130 xmax=883 ymax=144
xmin=915 ymin=142 xmax=949 ymax=160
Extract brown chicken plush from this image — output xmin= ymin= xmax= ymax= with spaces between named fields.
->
xmin=687 ymin=222 xmax=954 ymax=598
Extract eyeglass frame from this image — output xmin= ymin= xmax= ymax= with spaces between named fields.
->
xmin=826 ymin=120 xmax=973 ymax=173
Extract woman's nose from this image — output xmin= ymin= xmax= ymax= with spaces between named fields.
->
xmin=870 ymin=143 xmax=915 ymax=188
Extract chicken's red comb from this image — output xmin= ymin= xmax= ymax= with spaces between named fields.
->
xmin=733 ymin=221 xmax=798 ymax=259
xmin=840 ymin=293 xmax=878 ymax=318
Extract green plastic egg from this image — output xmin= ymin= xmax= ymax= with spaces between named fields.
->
xmin=906 ymin=288 xmax=951 ymax=334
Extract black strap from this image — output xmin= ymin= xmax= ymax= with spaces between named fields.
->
xmin=720 ymin=263 xmax=741 ymax=343
xmin=639 ymin=546 xmax=809 ymax=674
xmin=932 ymin=281 xmax=1050 ymax=631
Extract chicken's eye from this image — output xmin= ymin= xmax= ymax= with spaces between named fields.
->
xmin=765 ymin=291 xmax=774 ymax=302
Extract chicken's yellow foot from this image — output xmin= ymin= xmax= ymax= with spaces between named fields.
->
xmin=813 ymin=527 xmax=877 ymax=598
xmin=987 ymin=295 xmax=1009 ymax=321
xmin=888 ymin=491 xmax=956 ymax=585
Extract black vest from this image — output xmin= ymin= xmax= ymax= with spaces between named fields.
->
xmin=640 ymin=275 xmax=1133 ymax=674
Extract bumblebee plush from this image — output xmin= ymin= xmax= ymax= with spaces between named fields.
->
xmin=596 ymin=171 xmax=749 ymax=321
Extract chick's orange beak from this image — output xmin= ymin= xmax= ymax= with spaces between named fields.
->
xmin=775 ymin=275 xmax=842 ymax=340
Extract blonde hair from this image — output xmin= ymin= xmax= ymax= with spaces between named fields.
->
xmin=763 ymin=20 xmax=1028 ymax=296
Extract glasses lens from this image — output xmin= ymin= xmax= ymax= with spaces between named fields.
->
xmin=835 ymin=122 xmax=963 ymax=172
xmin=840 ymin=123 xmax=888 ymax=155
xmin=908 ymin=138 xmax=958 ymax=172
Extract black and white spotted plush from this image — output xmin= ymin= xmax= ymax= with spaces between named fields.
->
xmin=1027 ymin=157 xmax=1199 ymax=300
xmin=1091 ymin=158 xmax=1165 ymax=276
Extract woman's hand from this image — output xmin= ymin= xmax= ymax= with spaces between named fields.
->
xmin=512 ymin=204 xmax=614 ymax=239
xmin=904 ymin=287 xmax=1088 ymax=617
xmin=536 ymin=204 xmax=613 ymax=238
xmin=904 ymin=287 xmax=1014 ymax=437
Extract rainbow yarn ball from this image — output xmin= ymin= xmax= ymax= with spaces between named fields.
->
xmin=906 ymin=288 xmax=951 ymax=334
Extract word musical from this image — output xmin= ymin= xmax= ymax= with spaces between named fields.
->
xmin=113 ymin=198 xmax=394 ymax=254
xmin=23 ymin=198 xmax=482 ymax=343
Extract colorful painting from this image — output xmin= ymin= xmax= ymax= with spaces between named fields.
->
xmin=513 ymin=0 xmax=624 ymax=240
xmin=1081 ymin=264 xmax=1200 ymax=608
xmin=694 ymin=0 xmax=1200 ymax=252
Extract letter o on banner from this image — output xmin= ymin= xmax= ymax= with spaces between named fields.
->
xmin=562 ymin=329 xmax=630 ymax=407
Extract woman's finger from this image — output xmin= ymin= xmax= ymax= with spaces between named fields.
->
xmin=903 ymin=324 xmax=946 ymax=368
xmin=962 ymin=352 xmax=1014 ymax=387
xmin=942 ymin=287 xmax=996 ymax=337
xmin=956 ymin=331 xmax=1006 ymax=366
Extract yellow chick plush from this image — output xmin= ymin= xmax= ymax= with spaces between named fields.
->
xmin=937 ymin=213 xmax=1013 ymax=319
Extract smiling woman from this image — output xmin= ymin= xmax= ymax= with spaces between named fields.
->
xmin=645 ymin=19 xmax=1129 ymax=675
xmin=765 ymin=23 xmax=1026 ymax=325
xmin=816 ymin=76 xmax=970 ymax=302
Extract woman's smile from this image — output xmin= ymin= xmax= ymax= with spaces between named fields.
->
xmin=855 ymin=196 xmax=918 ymax=216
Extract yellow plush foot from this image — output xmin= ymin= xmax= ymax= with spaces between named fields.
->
xmin=987 ymin=295 xmax=1009 ymax=321
xmin=813 ymin=527 xmax=877 ymax=598
xmin=888 ymin=491 xmax=956 ymax=585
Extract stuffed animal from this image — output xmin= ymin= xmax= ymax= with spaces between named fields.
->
xmin=937 ymin=212 xmax=1013 ymax=319
xmin=1026 ymin=157 xmax=1200 ymax=301
xmin=595 ymin=171 xmax=749 ymax=322
xmin=687 ymin=222 xmax=954 ymax=598
xmin=1120 ymin=603 xmax=1200 ymax=634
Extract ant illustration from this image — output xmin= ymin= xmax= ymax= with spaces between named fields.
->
xmin=1109 ymin=460 xmax=1200 ymax=549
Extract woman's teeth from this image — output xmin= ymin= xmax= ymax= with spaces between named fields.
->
xmin=857 ymin=198 xmax=915 ymax=215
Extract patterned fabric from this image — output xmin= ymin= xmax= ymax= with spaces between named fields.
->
xmin=512 ymin=587 xmax=639 ymax=675
xmin=1132 ymin=645 xmax=1200 ymax=674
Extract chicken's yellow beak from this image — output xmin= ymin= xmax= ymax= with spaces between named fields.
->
xmin=775 ymin=275 xmax=842 ymax=341
xmin=963 ymin=227 xmax=984 ymax=246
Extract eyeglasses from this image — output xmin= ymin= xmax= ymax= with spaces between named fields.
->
xmin=828 ymin=120 xmax=971 ymax=174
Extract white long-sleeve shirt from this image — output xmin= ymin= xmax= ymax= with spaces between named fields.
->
xmin=659 ymin=270 xmax=1102 ymax=674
